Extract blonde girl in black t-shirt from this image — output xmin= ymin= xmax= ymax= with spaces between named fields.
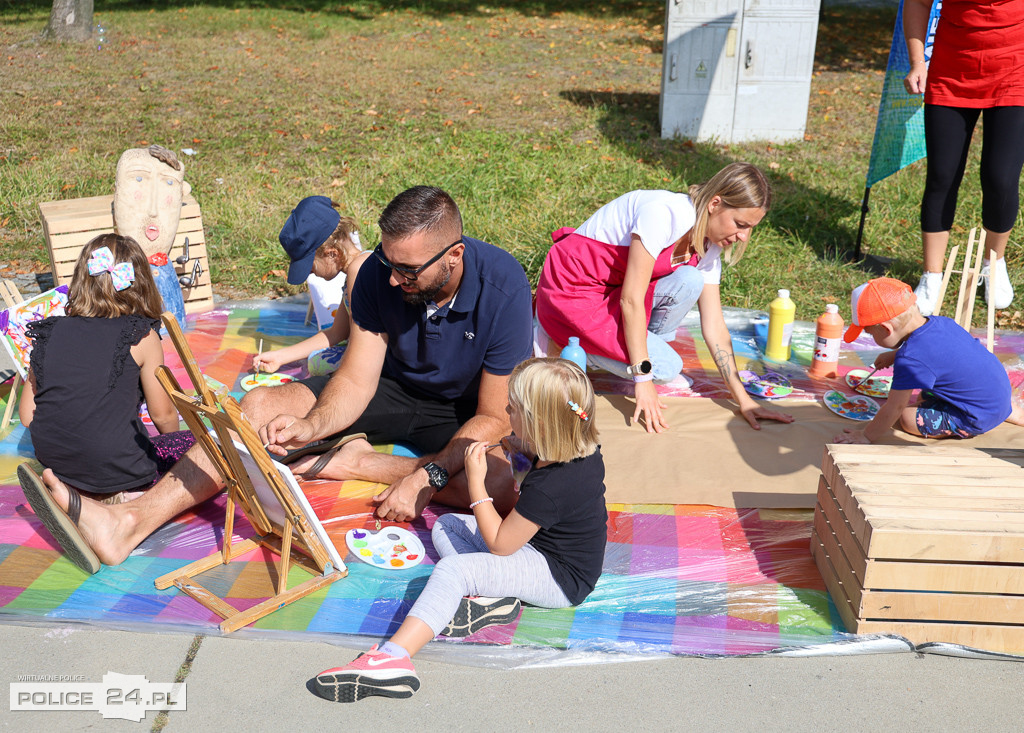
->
xmin=311 ymin=357 xmax=607 ymax=703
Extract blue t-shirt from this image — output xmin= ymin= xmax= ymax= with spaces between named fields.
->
xmin=892 ymin=316 xmax=1011 ymax=433
xmin=350 ymin=236 xmax=533 ymax=402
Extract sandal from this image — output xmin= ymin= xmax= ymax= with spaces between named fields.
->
xmin=278 ymin=432 xmax=368 ymax=480
xmin=18 ymin=464 xmax=101 ymax=575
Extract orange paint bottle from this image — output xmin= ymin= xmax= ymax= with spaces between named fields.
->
xmin=809 ymin=304 xmax=843 ymax=378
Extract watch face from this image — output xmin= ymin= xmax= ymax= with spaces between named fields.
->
xmin=639 ymin=360 xmax=652 ymax=374
xmin=424 ymin=462 xmax=449 ymax=489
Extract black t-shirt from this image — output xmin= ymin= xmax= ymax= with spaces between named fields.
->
xmin=514 ymin=448 xmax=608 ymax=605
xmin=27 ymin=314 xmax=160 ymax=493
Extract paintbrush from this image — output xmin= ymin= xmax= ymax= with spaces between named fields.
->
xmin=851 ymin=364 xmax=881 ymax=394
xmin=254 ymin=338 xmax=263 ymax=378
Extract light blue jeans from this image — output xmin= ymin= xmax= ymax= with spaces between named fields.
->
xmin=587 ymin=265 xmax=704 ymax=383
xmin=406 ymin=513 xmax=571 ymax=636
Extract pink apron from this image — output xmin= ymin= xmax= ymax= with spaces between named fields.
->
xmin=535 ymin=227 xmax=693 ymax=364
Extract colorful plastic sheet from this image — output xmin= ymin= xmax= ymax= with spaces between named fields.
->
xmin=1 ymin=299 xmax=1022 ymax=664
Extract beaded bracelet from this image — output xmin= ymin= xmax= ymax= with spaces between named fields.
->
xmin=469 ymin=497 xmax=494 ymax=509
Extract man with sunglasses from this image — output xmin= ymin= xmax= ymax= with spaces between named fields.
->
xmin=254 ymin=186 xmax=534 ymax=522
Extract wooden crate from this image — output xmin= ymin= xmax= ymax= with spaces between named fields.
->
xmin=812 ymin=443 xmax=1024 ymax=654
xmin=38 ymin=194 xmax=214 ymax=315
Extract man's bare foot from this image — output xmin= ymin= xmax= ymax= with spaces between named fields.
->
xmin=41 ymin=469 xmax=136 ymax=566
xmin=289 ymin=437 xmax=376 ymax=480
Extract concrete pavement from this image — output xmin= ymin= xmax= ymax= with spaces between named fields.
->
xmin=3 ymin=622 xmax=1023 ymax=732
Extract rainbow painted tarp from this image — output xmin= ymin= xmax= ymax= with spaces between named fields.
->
xmin=0 ymin=300 xmax=1021 ymax=659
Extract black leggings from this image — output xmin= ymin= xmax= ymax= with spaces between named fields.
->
xmin=921 ymin=104 xmax=1024 ymax=234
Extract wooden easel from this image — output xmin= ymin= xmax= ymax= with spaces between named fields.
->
xmin=1 ymin=280 xmax=25 ymax=431
xmin=153 ymin=313 xmax=347 ymax=632
xmin=930 ymin=227 xmax=997 ymax=352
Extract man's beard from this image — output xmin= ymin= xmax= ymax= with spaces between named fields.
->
xmin=401 ymin=260 xmax=452 ymax=306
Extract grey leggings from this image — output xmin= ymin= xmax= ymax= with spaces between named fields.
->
xmin=406 ymin=513 xmax=572 ymax=635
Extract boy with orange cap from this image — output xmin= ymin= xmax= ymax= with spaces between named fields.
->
xmin=834 ymin=277 xmax=1024 ymax=444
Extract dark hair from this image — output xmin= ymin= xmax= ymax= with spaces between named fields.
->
xmin=378 ymin=186 xmax=463 ymax=248
xmin=67 ymin=233 xmax=164 ymax=319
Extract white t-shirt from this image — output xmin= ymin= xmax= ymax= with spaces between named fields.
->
xmin=307 ymin=272 xmax=345 ymax=329
xmin=575 ymin=190 xmax=722 ymax=285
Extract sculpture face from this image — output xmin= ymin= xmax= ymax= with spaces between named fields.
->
xmin=113 ymin=148 xmax=187 ymax=258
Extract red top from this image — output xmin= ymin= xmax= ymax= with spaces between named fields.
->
xmin=926 ymin=0 xmax=1024 ymax=108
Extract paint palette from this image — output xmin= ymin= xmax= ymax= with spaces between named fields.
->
xmin=824 ymin=390 xmax=880 ymax=422
xmin=345 ymin=527 xmax=425 ymax=570
xmin=240 ymin=372 xmax=295 ymax=392
xmin=845 ymin=368 xmax=892 ymax=398
xmin=739 ymin=370 xmax=794 ymax=399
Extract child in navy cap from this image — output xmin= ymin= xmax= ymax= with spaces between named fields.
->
xmin=835 ymin=277 xmax=1023 ymax=444
xmin=254 ymin=196 xmax=370 ymax=375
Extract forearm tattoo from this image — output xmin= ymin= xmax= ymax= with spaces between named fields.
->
xmin=712 ymin=346 xmax=733 ymax=383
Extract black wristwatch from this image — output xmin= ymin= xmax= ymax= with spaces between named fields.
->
xmin=627 ymin=359 xmax=652 ymax=376
xmin=422 ymin=462 xmax=449 ymax=490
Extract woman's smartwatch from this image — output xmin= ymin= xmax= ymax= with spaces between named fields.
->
xmin=422 ymin=462 xmax=449 ymax=490
xmin=627 ymin=359 xmax=653 ymax=383
xmin=627 ymin=360 xmax=652 ymax=376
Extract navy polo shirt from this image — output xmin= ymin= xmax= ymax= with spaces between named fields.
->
xmin=350 ymin=236 xmax=533 ymax=403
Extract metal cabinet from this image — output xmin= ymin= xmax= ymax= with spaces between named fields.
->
xmin=660 ymin=0 xmax=821 ymax=142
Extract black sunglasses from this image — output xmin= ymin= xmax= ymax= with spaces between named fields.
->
xmin=373 ymin=238 xmax=462 ymax=281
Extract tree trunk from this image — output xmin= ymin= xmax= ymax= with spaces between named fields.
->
xmin=43 ymin=0 xmax=94 ymax=43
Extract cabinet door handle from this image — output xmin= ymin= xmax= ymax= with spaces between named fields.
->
xmin=745 ymin=41 xmax=753 ymax=69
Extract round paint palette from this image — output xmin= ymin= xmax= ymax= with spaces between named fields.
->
xmin=845 ymin=369 xmax=892 ymax=398
xmin=240 ymin=372 xmax=295 ymax=392
xmin=739 ymin=370 xmax=794 ymax=400
xmin=345 ymin=527 xmax=425 ymax=570
xmin=824 ymin=390 xmax=880 ymax=421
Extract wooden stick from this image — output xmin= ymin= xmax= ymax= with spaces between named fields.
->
xmin=255 ymin=338 xmax=263 ymax=376
xmin=953 ymin=228 xmax=976 ymax=329
xmin=963 ymin=230 xmax=986 ymax=329
xmin=987 ymin=248 xmax=996 ymax=353
xmin=933 ymin=244 xmax=959 ymax=318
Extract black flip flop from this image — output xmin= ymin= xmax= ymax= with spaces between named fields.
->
xmin=18 ymin=464 xmax=101 ymax=575
xmin=277 ymin=433 xmax=368 ymax=479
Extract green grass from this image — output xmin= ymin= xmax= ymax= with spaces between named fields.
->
xmin=2 ymin=1 xmax=1021 ymax=326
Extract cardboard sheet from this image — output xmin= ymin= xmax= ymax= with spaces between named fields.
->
xmin=597 ymin=395 xmax=1024 ymax=508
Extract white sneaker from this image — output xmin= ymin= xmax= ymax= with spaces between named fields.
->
xmin=982 ymin=257 xmax=1014 ymax=310
xmin=914 ymin=271 xmax=943 ymax=316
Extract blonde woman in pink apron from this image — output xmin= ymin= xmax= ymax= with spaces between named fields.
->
xmin=535 ymin=162 xmax=793 ymax=434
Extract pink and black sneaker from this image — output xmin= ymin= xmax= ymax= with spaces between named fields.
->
xmin=311 ymin=645 xmax=420 ymax=702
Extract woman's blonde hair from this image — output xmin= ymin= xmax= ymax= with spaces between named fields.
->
xmin=687 ymin=161 xmax=772 ymax=266
xmin=67 ymin=233 xmax=163 ymax=319
xmin=508 ymin=357 xmax=599 ymax=463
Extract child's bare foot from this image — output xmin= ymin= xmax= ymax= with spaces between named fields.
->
xmin=1007 ymin=403 xmax=1024 ymax=427
xmin=289 ymin=436 xmax=376 ymax=481
xmin=41 ymin=469 xmax=136 ymax=566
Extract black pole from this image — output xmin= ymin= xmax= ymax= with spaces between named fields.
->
xmin=854 ymin=185 xmax=871 ymax=261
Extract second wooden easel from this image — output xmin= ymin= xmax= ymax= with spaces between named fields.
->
xmin=929 ymin=227 xmax=997 ymax=352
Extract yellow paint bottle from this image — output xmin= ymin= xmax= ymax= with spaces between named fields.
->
xmin=765 ymin=289 xmax=796 ymax=361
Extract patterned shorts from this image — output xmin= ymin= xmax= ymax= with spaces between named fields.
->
xmin=914 ymin=396 xmax=978 ymax=439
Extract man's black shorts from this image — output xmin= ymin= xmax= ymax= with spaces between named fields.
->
xmin=299 ymin=375 xmax=477 ymax=454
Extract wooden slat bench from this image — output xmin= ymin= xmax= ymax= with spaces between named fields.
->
xmin=38 ymin=193 xmax=214 ymax=315
xmin=812 ymin=443 xmax=1024 ymax=654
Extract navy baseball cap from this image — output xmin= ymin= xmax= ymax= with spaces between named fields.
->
xmin=280 ymin=196 xmax=341 ymax=284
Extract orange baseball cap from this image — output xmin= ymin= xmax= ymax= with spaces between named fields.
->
xmin=844 ymin=277 xmax=916 ymax=342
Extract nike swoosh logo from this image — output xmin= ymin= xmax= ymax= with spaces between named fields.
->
xmin=366 ymin=656 xmax=401 ymax=667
